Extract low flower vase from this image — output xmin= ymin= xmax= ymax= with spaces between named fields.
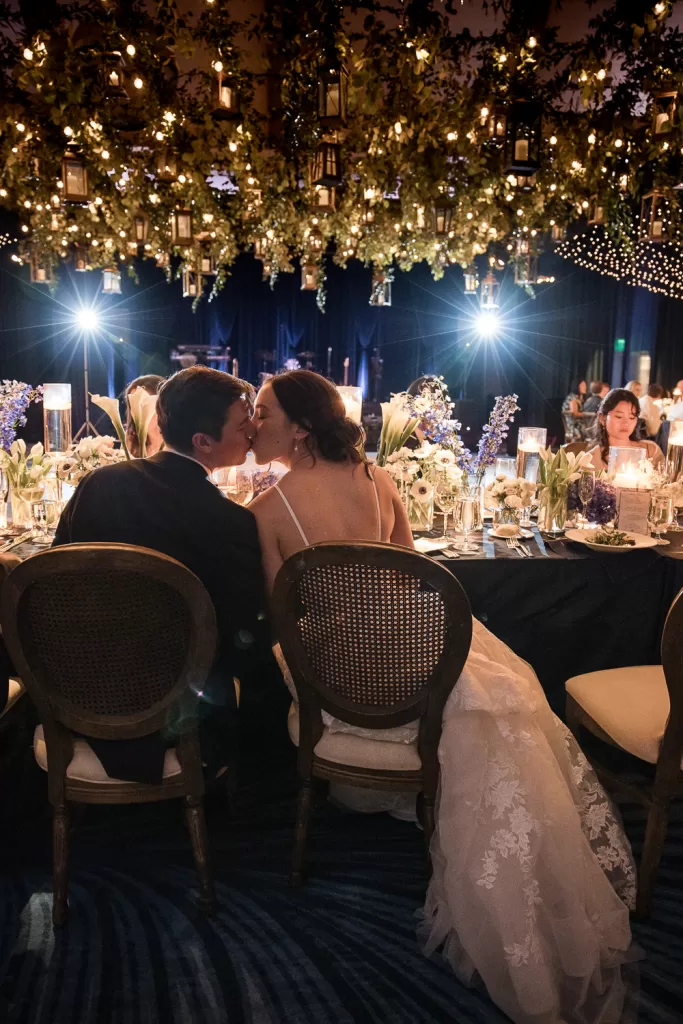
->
xmin=494 ymin=505 xmax=521 ymax=529
xmin=405 ymin=489 xmax=434 ymax=533
xmin=9 ymin=485 xmax=33 ymax=529
xmin=538 ymin=486 xmax=568 ymax=536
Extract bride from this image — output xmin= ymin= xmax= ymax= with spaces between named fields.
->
xmin=248 ymin=369 xmax=637 ymax=1024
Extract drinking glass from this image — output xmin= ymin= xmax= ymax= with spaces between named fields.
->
xmin=17 ymin=485 xmax=48 ymax=541
xmin=454 ymin=489 xmax=482 ymax=553
xmin=211 ymin=464 xmax=254 ymax=506
xmin=578 ymin=470 xmax=595 ymax=527
xmin=435 ymin=478 xmax=460 ymax=538
xmin=649 ymin=494 xmax=673 ymax=545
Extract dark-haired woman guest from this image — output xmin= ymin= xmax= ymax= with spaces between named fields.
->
xmin=561 ymin=378 xmax=587 ymax=443
xmin=586 ymin=387 xmax=665 ymax=471
xmin=124 ymin=374 xmax=165 ymax=458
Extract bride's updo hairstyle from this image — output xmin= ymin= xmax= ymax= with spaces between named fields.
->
xmin=269 ymin=369 xmax=369 ymax=469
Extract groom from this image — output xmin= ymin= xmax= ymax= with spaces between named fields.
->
xmin=53 ymin=366 xmax=272 ymax=784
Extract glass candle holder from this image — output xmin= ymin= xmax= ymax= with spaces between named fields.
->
xmin=494 ymin=457 xmax=517 ymax=478
xmin=336 ymin=386 xmax=363 ymax=425
xmin=516 ymin=427 xmax=547 ymax=483
xmin=608 ymin=446 xmax=646 ymax=488
xmin=667 ymin=420 xmax=683 ymax=482
xmin=43 ymin=383 xmax=72 ymax=454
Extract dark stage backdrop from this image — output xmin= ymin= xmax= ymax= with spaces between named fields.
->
xmin=0 ymin=229 xmax=680 ymax=444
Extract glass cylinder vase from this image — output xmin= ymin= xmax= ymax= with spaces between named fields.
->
xmin=538 ymin=485 xmax=568 ymax=535
xmin=404 ymin=485 xmax=435 ymax=532
xmin=9 ymin=484 xmax=33 ymax=529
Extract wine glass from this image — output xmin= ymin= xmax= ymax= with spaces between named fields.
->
xmin=454 ymin=489 xmax=482 ymax=553
xmin=578 ymin=470 xmax=595 ymax=528
xmin=435 ymin=477 xmax=460 ymax=538
xmin=17 ymin=485 xmax=49 ymax=542
xmin=649 ymin=494 xmax=672 ymax=546
xmin=211 ymin=463 xmax=254 ymax=506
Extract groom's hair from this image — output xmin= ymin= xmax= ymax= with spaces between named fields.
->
xmin=157 ymin=366 xmax=254 ymax=453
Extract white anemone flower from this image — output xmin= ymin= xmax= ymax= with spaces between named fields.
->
xmin=410 ymin=479 xmax=434 ymax=503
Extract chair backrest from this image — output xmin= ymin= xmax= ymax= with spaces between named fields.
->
xmin=0 ymin=553 xmax=21 ymax=585
xmin=273 ymin=542 xmax=472 ymax=740
xmin=0 ymin=543 xmax=217 ymax=741
xmin=659 ymin=587 xmax=683 ymax=787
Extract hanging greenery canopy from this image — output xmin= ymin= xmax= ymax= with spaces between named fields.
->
xmin=1 ymin=0 xmax=683 ymax=309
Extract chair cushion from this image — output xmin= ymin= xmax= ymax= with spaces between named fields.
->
xmin=33 ymin=725 xmax=182 ymax=784
xmin=287 ymin=703 xmax=422 ymax=772
xmin=1 ymin=677 xmax=23 ymax=717
xmin=566 ymin=665 xmax=674 ymax=765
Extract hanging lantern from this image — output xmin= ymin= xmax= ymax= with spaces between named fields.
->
xmin=73 ymin=244 xmax=89 ymax=272
xmin=504 ymin=102 xmax=542 ymax=176
xmin=301 ymin=264 xmax=319 ymax=290
xmin=551 ymin=223 xmax=565 ymax=243
xmin=432 ymin=199 xmax=453 ymax=237
xmin=308 ymin=227 xmax=324 ymax=252
xmin=253 ymin=237 xmax=267 ymax=259
xmin=156 ymin=148 xmax=178 ymax=183
xmin=156 ymin=251 xmax=170 ymax=268
xmin=182 ymin=267 xmax=200 ymax=297
xmin=370 ymin=270 xmax=391 ymax=307
xmin=484 ymin=108 xmax=507 ymax=146
xmin=312 ymin=141 xmax=342 ymax=188
xmin=199 ymin=249 xmax=218 ymax=275
xmin=132 ymin=211 xmax=150 ymax=244
xmin=314 ymin=185 xmax=336 ymax=211
xmin=104 ymin=57 xmax=128 ymax=101
xmin=463 ymin=262 xmax=479 ymax=293
xmin=480 ymin=271 xmax=500 ymax=309
xmin=29 ymin=252 xmax=53 ymax=285
xmin=514 ymin=255 xmax=538 ymax=286
xmin=244 ymin=188 xmax=262 ymax=219
xmin=213 ymin=69 xmax=239 ymax=120
xmin=640 ymin=190 xmax=670 ymax=241
xmin=61 ymin=151 xmax=88 ymax=203
xmin=317 ymin=64 xmax=349 ymax=128
xmin=127 ymin=241 xmax=139 ymax=256
xmin=587 ymin=198 xmax=605 ymax=225
xmin=652 ymin=90 xmax=677 ymax=138
xmin=170 ymin=209 xmax=193 ymax=245
xmin=102 ymin=267 xmax=122 ymax=294
xmin=516 ymin=236 xmax=530 ymax=256
xmin=362 ymin=202 xmax=375 ymax=225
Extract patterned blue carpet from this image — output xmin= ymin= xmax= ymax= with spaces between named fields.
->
xmin=1 ymin=740 xmax=683 ymax=1024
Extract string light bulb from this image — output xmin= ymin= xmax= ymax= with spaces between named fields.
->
xmin=126 ymin=44 xmax=136 ymax=56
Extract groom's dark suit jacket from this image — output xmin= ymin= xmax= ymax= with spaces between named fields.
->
xmin=52 ymin=450 xmax=271 ymax=781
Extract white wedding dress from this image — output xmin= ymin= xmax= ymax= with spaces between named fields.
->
xmin=270 ymin=479 xmax=637 ymax=1024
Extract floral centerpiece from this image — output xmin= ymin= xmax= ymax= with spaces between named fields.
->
xmin=484 ymin=475 xmax=536 ymax=526
xmin=384 ymin=442 xmax=462 ymax=531
xmin=463 ymin=394 xmax=520 ymax=485
xmin=0 ymin=440 xmax=54 ymax=527
xmin=538 ymin=447 xmax=594 ymax=535
xmin=567 ymin=476 xmax=618 ymax=526
xmin=56 ymin=436 xmax=126 ymax=485
xmin=91 ymin=390 xmax=158 ymax=459
xmin=0 ymin=380 xmax=43 ymax=451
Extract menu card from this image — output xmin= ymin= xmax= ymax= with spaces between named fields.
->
xmin=615 ymin=488 xmax=650 ymax=535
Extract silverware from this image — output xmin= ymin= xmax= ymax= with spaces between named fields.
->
xmin=515 ymin=539 xmax=532 ymax=558
xmin=443 ymin=546 xmax=461 ymax=559
xmin=506 ymin=537 xmax=526 ymax=558
xmin=0 ymin=531 xmax=34 ymax=553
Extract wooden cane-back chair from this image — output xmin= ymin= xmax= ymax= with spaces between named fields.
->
xmin=273 ymin=542 xmax=472 ymax=884
xmin=0 ymin=553 xmax=23 ymax=725
xmin=566 ymin=586 xmax=683 ymax=917
xmin=0 ymin=543 xmax=217 ymax=926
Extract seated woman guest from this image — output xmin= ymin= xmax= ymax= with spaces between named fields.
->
xmin=249 ymin=369 xmax=635 ymax=1024
xmin=124 ymin=374 xmax=165 ymax=457
xmin=587 ymin=387 xmax=665 ymax=470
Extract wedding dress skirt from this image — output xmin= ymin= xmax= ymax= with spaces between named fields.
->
xmin=275 ymin=619 xmax=637 ymax=1024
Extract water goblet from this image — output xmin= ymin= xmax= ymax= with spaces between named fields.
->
xmin=578 ymin=470 xmax=595 ymax=528
xmin=649 ymin=494 xmax=673 ymax=546
xmin=211 ymin=463 xmax=254 ymax=506
xmin=454 ymin=488 xmax=482 ymax=553
xmin=435 ymin=478 xmax=459 ymax=538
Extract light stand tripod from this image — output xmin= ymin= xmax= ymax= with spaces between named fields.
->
xmin=73 ymin=331 xmax=100 ymax=440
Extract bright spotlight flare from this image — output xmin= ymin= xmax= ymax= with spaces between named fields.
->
xmin=476 ymin=310 xmax=501 ymax=339
xmin=74 ymin=307 xmax=100 ymax=331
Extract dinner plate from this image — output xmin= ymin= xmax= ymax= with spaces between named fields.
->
xmin=487 ymin=526 xmax=534 ymax=539
xmin=565 ymin=528 xmax=658 ymax=552
xmin=414 ymin=536 xmax=451 ymax=554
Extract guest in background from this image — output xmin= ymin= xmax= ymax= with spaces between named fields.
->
xmin=582 ymin=381 xmax=609 ymax=442
xmin=54 ymin=367 xmax=272 ymax=785
xmin=587 ymin=387 xmax=665 ymax=471
xmin=625 ymin=379 xmax=642 ymax=399
xmin=561 ymin=378 xmax=587 ymax=442
xmin=124 ymin=374 xmax=165 ymax=457
xmin=667 ymin=379 xmax=683 ymax=421
xmin=640 ymin=383 xmax=665 ymax=438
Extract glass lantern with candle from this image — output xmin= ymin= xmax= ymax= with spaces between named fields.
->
xmin=516 ymin=427 xmax=547 ymax=482
xmin=504 ymin=102 xmax=542 ymax=177
xmin=667 ymin=420 xmax=683 ymax=482
xmin=337 ymin=386 xmax=363 ymax=425
xmin=608 ymin=446 xmax=647 ymax=488
xmin=43 ymin=383 xmax=72 ymax=454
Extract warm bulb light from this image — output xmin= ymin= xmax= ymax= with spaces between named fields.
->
xmin=74 ymin=307 xmax=99 ymax=331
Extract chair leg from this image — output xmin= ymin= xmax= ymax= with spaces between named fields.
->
xmin=291 ymin=779 xmax=314 ymax=887
xmin=635 ymin=801 xmax=669 ymax=919
xmin=184 ymin=795 xmax=215 ymax=913
xmin=417 ymin=791 xmax=436 ymax=862
xmin=52 ymin=803 xmax=70 ymax=928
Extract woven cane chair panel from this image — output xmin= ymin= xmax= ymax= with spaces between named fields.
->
xmin=297 ymin=564 xmax=448 ymax=706
xmin=18 ymin=570 xmax=191 ymax=716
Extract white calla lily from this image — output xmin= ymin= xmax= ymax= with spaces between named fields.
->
xmin=127 ymin=389 xmax=158 ymax=458
xmin=90 ymin=394 xmax=131 ymax=458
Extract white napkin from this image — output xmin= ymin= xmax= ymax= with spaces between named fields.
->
xmin=414 ymin=537 xmax=451 ymax=554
